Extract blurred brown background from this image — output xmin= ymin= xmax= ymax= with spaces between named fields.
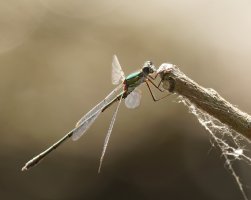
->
xmin=1 ymin=0 xmax=251 ymax=199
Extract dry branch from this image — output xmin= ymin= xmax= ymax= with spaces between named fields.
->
xmin=159 ymin=65 xmax=251 ymax=140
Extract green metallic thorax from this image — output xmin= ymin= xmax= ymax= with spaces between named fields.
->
xmin=124 ymin=70 xmax=145 ymax=94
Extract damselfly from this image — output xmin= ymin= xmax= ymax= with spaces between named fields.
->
xmin=22 ymin=55 xmax=168 ymax=172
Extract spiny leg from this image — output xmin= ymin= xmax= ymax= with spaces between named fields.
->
xmin=148 ymin=73 xmax=159 ymax=80
xmin=145 ymin=80 xmax=171 ymax=102
xmin=145 ymin=81 xmax=160 ymax=102
xmin=148 ymin=71 xmax=171 ymax=90
xmin=147 ymin=78 xmax=165 ymax=92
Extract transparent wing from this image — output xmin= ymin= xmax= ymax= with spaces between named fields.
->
xmin=72 ymin=110 xmax=102 ymax=141
xmin=72 ymin=84 xmax=123 ymax=141
xmin=125 ymin=88 xmax=142 ymax=109
xmin=112 ymin=55 xmax=125 ymax=85
xmin=98 ymin=95 xmax=122 ymax=173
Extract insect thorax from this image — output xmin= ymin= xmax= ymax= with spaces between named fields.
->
xmin=124 ymin=71 xmax=145 ymax=92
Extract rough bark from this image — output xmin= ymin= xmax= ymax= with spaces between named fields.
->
xmin=160 ymin=65 xmax=251 ymax=140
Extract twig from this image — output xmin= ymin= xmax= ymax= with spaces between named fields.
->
xmin=158 ymin=64 xmax=251 ymax=140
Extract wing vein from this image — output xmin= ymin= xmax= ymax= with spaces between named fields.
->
xmin=98 ymin=95 xmax=123 ymax=173
xmin=72 ymin=84 xmax=123 ymax=141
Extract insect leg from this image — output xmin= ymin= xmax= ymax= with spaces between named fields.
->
xmin=145 ymin=80 xmax=171 ymax=102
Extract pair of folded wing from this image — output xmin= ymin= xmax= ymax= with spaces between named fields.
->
xmin=72 ymin=55 xmax=142 ymax=141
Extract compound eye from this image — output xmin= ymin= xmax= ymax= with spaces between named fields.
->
xmin=143 ymin=66 xmax=150 ymax=74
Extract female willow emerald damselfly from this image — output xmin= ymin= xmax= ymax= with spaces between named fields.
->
xmin=22 ymin=55 xmax=169 ymax=172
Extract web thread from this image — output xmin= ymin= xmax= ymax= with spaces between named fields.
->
xmin=179 ymin=96 xmax=251 ymax=200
